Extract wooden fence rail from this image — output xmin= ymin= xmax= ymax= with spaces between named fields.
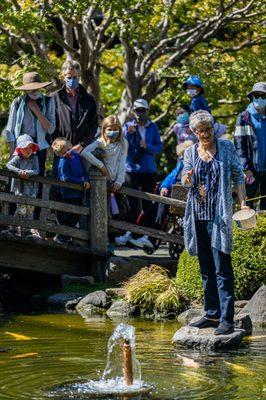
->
xmin=0 ymin=168 xmax=187 ymax=256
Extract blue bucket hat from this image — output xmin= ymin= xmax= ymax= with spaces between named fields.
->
xmin=183 ymin=75 xmax=205 ymax=93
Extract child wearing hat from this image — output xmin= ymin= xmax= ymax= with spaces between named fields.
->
xmin=4 ymin=134 xmax=40 ymax=238
xmin=183 ymin=75 xmax=212 ymax=114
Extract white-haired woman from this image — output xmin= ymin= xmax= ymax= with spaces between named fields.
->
xmin=182 ymin=110 xmax=248 ymax=335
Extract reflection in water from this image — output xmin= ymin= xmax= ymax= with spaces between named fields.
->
xmin=0 ymin=313 xmax=265 ymax=399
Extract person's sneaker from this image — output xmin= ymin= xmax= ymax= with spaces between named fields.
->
xmin=53 ymin=234 xmax=69 ymax=245
xmin=214 ymin=322 xmax=234 ymax=335
xmin=115 ymin=231 xmax=132 ymax=246
xmin=30 ymin=229 xmax=42 ymax=239
xmin=107 ymin=243 xmax=115 ymax=255
xmin=189 ymin=317 xmax=220 ymax=329
xmin=129 ymin=235 xmax=154 ymax=249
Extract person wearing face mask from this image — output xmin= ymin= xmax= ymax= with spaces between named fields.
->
xmin=115 ymin=98 xmax=162 ymax=246
xmin=5 ymin=71 xmax=55 ymax=223
xmin=52 ymin=60 xmax=98 ymax=154
xmin=173 ymin=105 xmax=198 ymax=144
xmin=234 ymin=82 xmax=266 ymax=210
xmin=183 ymin=75 xmax=212 ymax=115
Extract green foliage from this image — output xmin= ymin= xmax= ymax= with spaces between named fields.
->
xmin=123 ymin=264 xmax=186 ymax=313
xmin=61 ymin=283 xmax=110 ymax=294
xmin=176 ymin=215 xmax=266 ymax=302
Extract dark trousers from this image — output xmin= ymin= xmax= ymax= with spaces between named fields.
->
xmin=195 ymin=220 xmax=234 ymax=325
xmin=125 ymin=172 xmax=157 ymax=224
xmin=33 ymin=149 xmax=47 ymax=220
xmin=137 ymin=202 xmax=169 ymax=246
xmin=57 ymin=197 xmax=82 ymax=238
xmin=246 ymin=171 xmax=266 ymax=210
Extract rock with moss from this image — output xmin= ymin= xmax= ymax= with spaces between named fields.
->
xmin=176 ymin=215 xmax=266 ymax=303
xmin=107 ymin=300 xmax=140 ymax=318
xmin=76 ymin=290 xmax=111 ymax=310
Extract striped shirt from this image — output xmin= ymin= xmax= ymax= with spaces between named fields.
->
xmin=192 ymin=150 xmax=220 ymax=221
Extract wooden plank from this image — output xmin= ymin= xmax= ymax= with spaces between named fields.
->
xmin=0 ymin=169 xmax=85 ymax=191
xmin=0 ymin=214 xmax=88 ymax=240
xmin=0 ymin=192 xmax=90 ymax=215
xmin=120 ymin=186 xmax=186 ymax=209
xmin=109 ymin=219 xmax=184 ymax=245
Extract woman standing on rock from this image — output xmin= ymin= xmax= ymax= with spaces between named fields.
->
xmin=182 ymin=110 xmax=249 ymax=335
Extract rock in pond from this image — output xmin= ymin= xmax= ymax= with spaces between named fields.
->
xmin=173 ymin=325 xmax=245 ymax=350
xmin=77 ymin=304 xmax=106 ymax=318
xmin=105 ymin=288 xmax=126 ymax=298
xmin=47 ymin=293 xmax=84 ymax=310
xmin=61 ymin=274 xmax=94 ymax=288
xmin=106 ymin=300 xmax=140 ymax=318
xmin=238 ymin=285 xmax=266 ymax=325
xmin=76 ymin=290 xmax=111 ymax=310
xmin=177 ymin=308 xmax=205 ymax=325
xmin=234 ymin=313 xmax=252 ymax=335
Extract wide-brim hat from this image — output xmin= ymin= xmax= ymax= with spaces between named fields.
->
xmin=15 ymin=71 xmax=51 ymax=91
xmin=13 ymin=134 xmax=39 ymax=155
xmin=247 ymin=82 xmax=266 ymax=100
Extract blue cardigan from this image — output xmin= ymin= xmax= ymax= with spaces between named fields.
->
xmin=190 ymin=94 xmax=211 ymax=114
xmin=124 ymin=120 xmax=162 ymax=173
xmin=182 ymin=139 xmax=245 ymax=255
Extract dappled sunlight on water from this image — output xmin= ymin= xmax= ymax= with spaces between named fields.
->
xmin=0 ymin=313 xmax=265 ymax=399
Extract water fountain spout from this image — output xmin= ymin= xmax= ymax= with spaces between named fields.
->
xmin=123 ymin=339 xmax=133 ymax=385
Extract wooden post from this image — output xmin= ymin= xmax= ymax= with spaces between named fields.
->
xmin=123 ymin=339 xmax=133 ymax=385
xmin=89 ymin=167 xmax=108 ymax=255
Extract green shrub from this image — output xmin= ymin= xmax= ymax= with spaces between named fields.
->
xmin=123 ymin=265 xmax=186 ymax=313
xmin=176 ymin=215 xmax=266 ymax=302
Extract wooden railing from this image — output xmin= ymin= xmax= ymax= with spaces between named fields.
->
xmin=0 ymin=168 xmax=186 ymax=256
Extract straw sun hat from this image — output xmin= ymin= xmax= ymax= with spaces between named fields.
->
xmin=16 ymin=72 xmax=51 ymax=91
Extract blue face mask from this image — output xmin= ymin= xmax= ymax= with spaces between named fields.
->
xmin=253 ymin=97 xmax=266 ymax=110
xmin=177 ymin=112 xmax=189 ymax=125
xmin=106 ymin=130 xmax=119 ymax=139
xmin=65 ymin=76 xmax=78 ymax=90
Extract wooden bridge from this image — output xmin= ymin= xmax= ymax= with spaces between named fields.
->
xmin=0 ymin=169 xmax=186 ymax=281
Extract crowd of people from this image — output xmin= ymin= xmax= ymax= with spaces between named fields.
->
xmin=2 ymin=59 xmax=265 ymax=335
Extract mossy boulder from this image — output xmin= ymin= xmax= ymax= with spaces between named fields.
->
xmin=176 ymin=215 xmax=266 ymax=302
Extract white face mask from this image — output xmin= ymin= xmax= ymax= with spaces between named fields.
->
xmin=28 ymin=92 xmax=42 ymax=100
xmin=186 ymin=89 xmax=198 ymax=97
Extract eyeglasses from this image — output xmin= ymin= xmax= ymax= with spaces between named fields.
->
xmin=195 ymin=127 xmax=214 ymax=135
xmin=253 ymin=93 xmax=266 ymax=99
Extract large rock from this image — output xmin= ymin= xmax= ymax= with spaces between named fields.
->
xmin=47 ymin=293 xmax=84 ymax=309
xmin=235 ymin=300 xmax=248 ymax=309
xmin=105 ymin=257 xmax=141 ymax=285
xmin=172 ymin=326 xmax=245 ymax=350
xmin=105 ymin=288 xmax=126 ymax=297
xmin=177 ymin=308 xmax=204 ymax=325
xmin=238 ymin=286 xmax=266 ymax=325
xmin=106 ymin=300 xmax=140 ymax=318
xmin=234 ymin=313 xmax=252 ymax=335
xmin=77 ymin=304 xmax=107 ymax=318
xmin=61 ymin=274 xmax=94 ymax=288
xmin=76 ymin=290 xmax=111 ymax=310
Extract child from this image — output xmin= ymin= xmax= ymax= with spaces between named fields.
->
xmin=51 ymin=137 xmax=90 ymax=245
xmin=183 ymin=75 xmax=227 ymax=138
xmin=183 ymin=75 xmax=212 ymax=114
xmin=81 ymin=115 xmax=128 ymax=253
xmin=5 ymin=134 xmax=39 ymax=238
xmin=173 ymin=105 xmax=197 ymax=145
xmin=129 ymin=140 xmax=193 ymax=249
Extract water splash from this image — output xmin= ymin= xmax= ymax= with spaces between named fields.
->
xmin=103 ymin=323 xmax=141 ymax=383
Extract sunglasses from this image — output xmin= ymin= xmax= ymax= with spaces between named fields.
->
xmin=253 ymin=93 xmax=266 ymax=99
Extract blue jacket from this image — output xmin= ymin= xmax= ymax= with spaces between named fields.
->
xmin=182 ymin=139 xmax=245 ymax=255
xmin=58 ymin=151 xmax=88 ymax=198
xmin=124 ymin=120 xmax=162 ymax=173
xmin=159 ymin=161 xmax=184 ymax=191
xmin=190 ymin=94 xmax=211 ymax=114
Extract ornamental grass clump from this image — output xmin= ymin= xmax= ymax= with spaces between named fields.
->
xmin=123 ymin=265 xmax=186 ymax=313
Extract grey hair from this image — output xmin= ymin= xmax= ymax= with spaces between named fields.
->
xmin=189 ymin=110 xmax=214 ymax=131
xmin=61 ymin=59 xmax=81 ymax=75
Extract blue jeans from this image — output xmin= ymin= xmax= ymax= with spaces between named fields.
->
xmin=195 ymin=220 xmax=234 ymax=325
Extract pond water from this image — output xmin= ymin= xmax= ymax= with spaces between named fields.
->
xmin=0 ymin=313 xmax=265 ymax=400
